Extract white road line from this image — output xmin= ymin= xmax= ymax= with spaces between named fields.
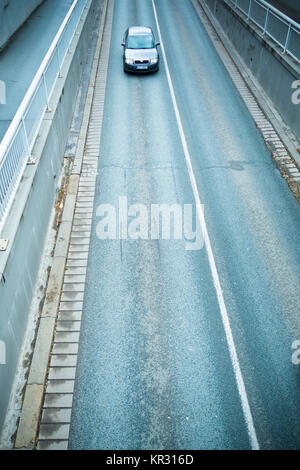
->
xmin=151 ymin=0 xmax=259 ymax=450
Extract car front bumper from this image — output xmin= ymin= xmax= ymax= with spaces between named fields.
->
xmin=124 ymin=61 xmax=159 ymax=73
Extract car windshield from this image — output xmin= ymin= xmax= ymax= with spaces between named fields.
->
xmin=127 ymin=34 xmax=154 ymax=49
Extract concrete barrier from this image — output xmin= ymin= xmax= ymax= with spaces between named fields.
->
xmin=200 ymin=0 xmax=300 ymax=140
xmin=0 ymin=0 xmax=99 ymax=436
xmin=0 ymin=0 xmax=44 ymax=50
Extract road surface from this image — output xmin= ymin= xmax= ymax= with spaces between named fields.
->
xmin=68 ymin=0 xmax=300 ymax=450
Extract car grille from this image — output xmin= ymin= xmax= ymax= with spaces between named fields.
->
xmin=134 ymin=59 xmax=149 ymax=64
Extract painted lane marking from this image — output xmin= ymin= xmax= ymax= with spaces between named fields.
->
xmin=151 ymin=0 xmax=259 ymax=450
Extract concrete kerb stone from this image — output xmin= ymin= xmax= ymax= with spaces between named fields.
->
xmin=41 ymin=257 xmax=66 ymax=318
xmin=36 ymin=440 xmax=68 ymax=450
xmin=61 ymin=195 xmax=77 ymax=223
xmin=53 ymin=222 xmax=73 ymax=258
xmin=14 ymin=384 xmax=44 ymax=449
xmin=67 ymin=174 xmax=79 ymax=195
xmin=27 ymin=317 xmax=56 ymax=385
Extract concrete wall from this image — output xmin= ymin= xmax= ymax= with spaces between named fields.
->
xmin=272 ymin=0 xmax=300 ymax=12
xmin=0 ymin=0 xmax=44 ymax=50
xmin=202 ymin=0 xmax=300 ymax=140
xmin=281 ymin=0 xmax=299 ymax=9
xmin=0 ymin=0 xmax=99 ymax=434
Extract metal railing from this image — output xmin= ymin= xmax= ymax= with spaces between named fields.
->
xmin=227 ymin=0 xmax=300 ymax=63
xmin=0 ymin=0 xmax=87 ymax=233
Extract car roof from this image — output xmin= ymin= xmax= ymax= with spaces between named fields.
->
xmin=128 ymin=26 xmax=153 ymax=36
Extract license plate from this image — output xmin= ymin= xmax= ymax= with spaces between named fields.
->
xmin=136 ymin=65 xmax=148 ymax=70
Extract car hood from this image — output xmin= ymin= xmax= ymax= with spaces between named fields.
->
xmin=125 ymin=48 xmax=158 ymax=60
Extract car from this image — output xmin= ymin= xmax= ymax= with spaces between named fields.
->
xmin=122 ymin=26 xmax=160 ymax=73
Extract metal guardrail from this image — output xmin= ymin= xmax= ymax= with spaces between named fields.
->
xmin=227 ymin=0 xmax=300 ymax=63
xmin=0 ymin=0 xmax=87 ymax=233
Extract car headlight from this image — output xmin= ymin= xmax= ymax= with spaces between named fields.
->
xmin=150 ymin=58 xmax=158 ymax=64
xmin=125 ymin=58 xmax=134 ymax=65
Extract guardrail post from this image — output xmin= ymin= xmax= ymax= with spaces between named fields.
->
xmin=247 ymin=0 xmax=252 ymax=20
xmin=42 ymin=72 xmax=51 ymax=112
xmin=284 ymin=23 xmax=291 ymax=53
xmin=22 ymin=116 xmax=31 ymax=159
xmin=263 ymin=7 xmax=269 ymax=35
xmin=56 ymin=44 xmax=63 ymax=77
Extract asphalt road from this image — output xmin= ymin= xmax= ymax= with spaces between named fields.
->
xmin=68 ymin=0 xmax=300 ymax=450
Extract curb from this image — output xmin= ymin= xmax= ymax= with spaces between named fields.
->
xmin=35 ymin=0 xmax=113 ymax=450
xmin=14 ymin=0 xmax=109 ymax=450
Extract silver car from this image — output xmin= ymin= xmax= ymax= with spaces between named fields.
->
xmin=122 ymin=26 xmax=160 ymax=73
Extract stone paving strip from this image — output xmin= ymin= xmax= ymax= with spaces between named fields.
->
xmin=195 ymin=0 xmax=300 ymax=202
xmin=35 ymin=0 xmax=114 ymax=451
xmin=14 ymin=0 xmax=112 ymax=451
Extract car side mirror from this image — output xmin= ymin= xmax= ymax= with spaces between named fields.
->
xmin=121 ymin=43 xmax=125 ymax=47
xmin=156 ymin=42 xmax=160 ymax=47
